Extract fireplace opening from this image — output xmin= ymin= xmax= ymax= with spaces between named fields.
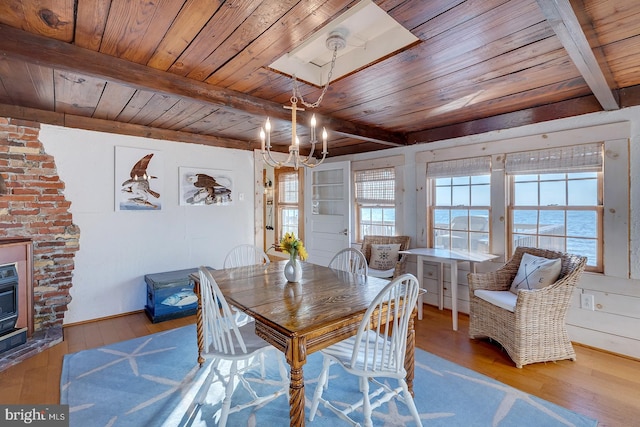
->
xmin=0 ymin=264 xmax=18 ymax=334
xmin=0 ymin=263 xmax=26 ymax=356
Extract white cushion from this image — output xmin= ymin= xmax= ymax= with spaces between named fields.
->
xmin=509 ymin=253 xmax=562 ymax=294
xmin=368 ymin=267 xmax=396 ymax=278
xmin=368 ymin=243 xmax=401 ymax=271
xmin=474 ymin=290 xmax=517 ymax=312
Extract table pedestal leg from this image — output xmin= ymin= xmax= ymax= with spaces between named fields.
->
xmin=289 ymin=366 xmax=305 ymax=427
xmin=285 ymin=337 xmax=306 ymax=427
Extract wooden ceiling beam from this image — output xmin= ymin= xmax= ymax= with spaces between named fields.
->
xmin=0 ymin=24 xmax=406 ymax=147
xmin=0 ymin=103 xmax=256 ymax=150
xmin=536 ymin=0 xmax=619 ymax=110
xmin=407 ymin=94 xmax=604 ymax=144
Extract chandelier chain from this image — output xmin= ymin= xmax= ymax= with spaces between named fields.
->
xmin=292 ymin=44 xmax=339 ymax=109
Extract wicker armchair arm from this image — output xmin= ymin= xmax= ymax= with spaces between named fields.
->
xmin=468 ymin=271 xmax=513 ymax=293
xmin=393 ymin=253 xmax=408 ymax=277
xmin=515 ymin=275 xmax=577 ymax=316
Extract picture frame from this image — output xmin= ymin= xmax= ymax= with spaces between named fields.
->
xmin=115 ymin=147 xmax=163 ymax=211
xmin=179 ymin=167 xmax=233 ymax=206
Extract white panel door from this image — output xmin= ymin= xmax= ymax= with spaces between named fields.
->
xmin=304 ymin=161 xmax=351 ymax=266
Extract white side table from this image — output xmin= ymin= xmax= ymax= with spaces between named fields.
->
xmin=400 ymin=248 xmax=499 ymax=331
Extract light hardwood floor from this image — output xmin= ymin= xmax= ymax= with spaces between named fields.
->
xmin=0 ymin=305 xmax=637 ymax=426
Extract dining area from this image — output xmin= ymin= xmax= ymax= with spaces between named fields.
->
xmin=188 ymin=245 xmax=422 ymax=427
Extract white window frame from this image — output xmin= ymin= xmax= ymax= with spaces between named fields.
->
xmin=415 ymin=122 xmax=630 ymax=278
xmin=275 ymin=167 xmax=302 ymax=243
xmin=427 ymin=156 xmax=492 ymax=253
xmin=352 ymin=156 xmax=405 ymax=243
xmin=354 ymin=167 xmax=396 ymax=240
xmin=505 ymin=143 xmax=604 ymax=272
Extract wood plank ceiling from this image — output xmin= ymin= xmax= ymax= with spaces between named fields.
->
xmin=0 ymin=0 xmax=639 ymax=158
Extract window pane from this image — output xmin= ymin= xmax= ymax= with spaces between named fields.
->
xmin=451 ymin=231 xmax=469 ymax=250
xmin=435 ymin=186 xmax=452 ymax=205
xmin=361 ymin=207 xmax=371 ymax=222
xmin=540 ymin=173 xmax=565 ymax=181
xmin=435 ymin=177 xmax=451 ymax=186
xmin=540 ymin=180 xmax=566 ymax=205
xmin=512 ymin=210 xmax=537 ymax=234
xmin=451 ymin=213 xmax=469 ymax=230
xmin=567 ymin=211 xmax=597 ymax=238
xmin=568 ymin=238 xmax=597 ymax=266
xmin=359 ymin=205 xmax=395 ymax=236
xmin=568 ymin=179 xmax=598 ymax=205
xmin=513 ymin=233 xmax=538 ymax=248
xmin=452 ymin=176 xmax=469 ymax=185
xmin=514 ymin=174 xmax=538 ymax=182
xmin=434 ymin=209 xmax=450 ymax=228
xmin=539 ymin=210 xmax=565 ymax=236
xmin=568 ymin=172 xmax=597 ymax=179
xmin=383 ymin=209 xmax=395 ymax=224
xmin=452 ymin=186 xmax=469 ymax=205
xmin=513 ymin=182 xmax=538 ymax=205
xmin=471 ymin=175 xmax=490 ymax=184
xmin=540 ymin=235 xmax=565 ymax=252
xmin=470 ymin=184 xmax=490 ymax=205
xmin=280 ymin=207 xmax=298 ymax=237
xmin=279 ymin=172 xmax=298 ymax=203
xmin=469 ymin=211 xmax=489 ymax=231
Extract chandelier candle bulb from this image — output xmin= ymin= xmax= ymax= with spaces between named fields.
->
xmin=322 ymin=128 xmax=327 ymax=153
xmin=265 ymin=118 xmax=271 ymax=148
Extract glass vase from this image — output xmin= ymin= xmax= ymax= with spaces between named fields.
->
xmin=284 ymin=255 xmax=302 ymax=283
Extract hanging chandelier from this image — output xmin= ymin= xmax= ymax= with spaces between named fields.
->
xmin=260 ymin=30 xmax=347 ymax=170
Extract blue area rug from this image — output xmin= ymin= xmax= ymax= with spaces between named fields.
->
xmin=60 ymin=324 xmax=598 ymax=426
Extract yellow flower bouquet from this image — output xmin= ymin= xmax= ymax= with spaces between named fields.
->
xmin=277 ymin=232 xmax=308 ymax=261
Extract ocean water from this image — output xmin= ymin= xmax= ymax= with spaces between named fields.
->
xmin=363 ymin=208 xmax=597 ymax=265
xmin=434 ymin=210 xmax=597 ymax=266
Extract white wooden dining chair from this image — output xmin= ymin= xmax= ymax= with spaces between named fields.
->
xmin=309 ymin=273 xmax=422 ymax=427
xmin=223 ymin=244 xmax=270 ymax=268
xmin=328 ymin=247 xmax=368 ymax=275
xmin=191 ymin=267 xmax=288 ymax=427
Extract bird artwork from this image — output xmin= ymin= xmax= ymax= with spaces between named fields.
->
xmin=185 ymin=172 xmax=232 ymax=205
xmin=120 ymin=153 xmax=161 ymax=209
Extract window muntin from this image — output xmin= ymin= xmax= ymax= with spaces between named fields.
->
xmin=431 ymin=175 xmax=491 ymax=253
xmin=354 ymin=168 xmax=395 ymax=240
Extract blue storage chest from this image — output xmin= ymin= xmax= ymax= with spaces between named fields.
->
xmin=144 ymin=267 xmax=207 ymax=323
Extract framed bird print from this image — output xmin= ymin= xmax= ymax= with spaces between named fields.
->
xmin=179 ymin=167 xmax=233 ymax=206
xmin=115 ymin=146 xmax=164 ymax=211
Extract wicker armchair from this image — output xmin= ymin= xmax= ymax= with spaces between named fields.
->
xmin=468 ymin=247 xmax=587 ymax=368
xmin=360 ymin=235 xmax=411 ymax=279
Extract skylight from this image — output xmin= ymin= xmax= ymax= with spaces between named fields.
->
xmin=268 ymin=0 xmax=419 ymax=87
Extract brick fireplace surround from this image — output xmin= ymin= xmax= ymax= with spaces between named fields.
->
xmin=0 ymin=117 xmax=79 ymax=371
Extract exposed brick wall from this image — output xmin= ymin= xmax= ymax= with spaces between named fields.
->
xmin=0 ymin=117 xmax=79 ymax=332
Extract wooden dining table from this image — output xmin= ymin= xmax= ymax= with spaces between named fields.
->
xmin=192 ymin=261 xmax=418 ymax=427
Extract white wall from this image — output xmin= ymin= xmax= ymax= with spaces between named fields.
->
xmin=40 ymin=125 xmax=255 ymax=325
xmin=330 ymin=106 xmax=640 ymax=360
xmin=40 ymin=104 xmax=640 ymax=359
